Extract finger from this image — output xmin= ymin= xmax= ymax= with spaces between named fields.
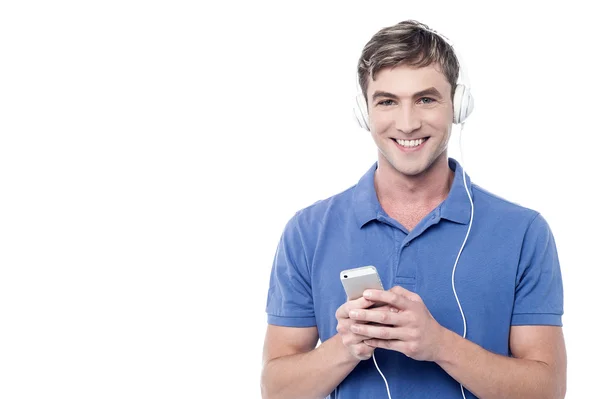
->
xmin=350 ymin=323 xmax=402 ymax=340
xmin=339 ymin=328 xmax=371 ymax=344
xmin=365 ymin=339 xmax=417 ymax=358
xmin=336 ymin=297 xmax=375 ymax=318
xmin=353 ymin=343 xmax=374 ymax=360
xmin=389 ymin=285 xmax=422 ymax=303
xmin=349 ymin=332 xmax=373 ymax=345
xmin=349 ymin=308 xmax=411 ymax=326
xmin=353 ymin=323 xmax=417 ymax=341
xmin=339 ymin=329 xmax=375 ymax=348
xmin=339 ymin=317 xmax=383 ymax=334
xmin=363 ymin=289 xmax=413 ymax=310
xmin=371 ymin=305 xmax=400 ymax=313
xmin=337 ymin=322 xmax=373 ymax=342
xmin=364 ymin=338 xmax=396 ymax=350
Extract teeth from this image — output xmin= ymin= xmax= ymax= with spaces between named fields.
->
xmin=395 ymin=138 xmax=425 ymax=148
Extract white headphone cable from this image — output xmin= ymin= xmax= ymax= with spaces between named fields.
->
xmin=454 ymin=121 xmax=474 ymax=399
xmin=372 ymin=351 xmax=392 ymax=399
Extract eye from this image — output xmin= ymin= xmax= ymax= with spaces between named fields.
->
xmin=377 ymin=99 xmax=396 ymax=106
xmin=417 ymin=97 xmax=436 ymax=104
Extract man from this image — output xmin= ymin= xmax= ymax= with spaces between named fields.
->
xmin=261 ymin=20 xmax=566 ymax=399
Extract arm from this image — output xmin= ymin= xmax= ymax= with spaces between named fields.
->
xmin=351 ymin=287 xmax=567 ymax=399
xmin=263 ymin=212 xmax=353 ymax=399
xmin=436 ymin=325 xmax=567 ymax=399
xmin=263 ymin=214 xmax=385 ymax=398
xmin=261 ymin=296 xmax=391 ymax=399
xmin=434 ymin=212 xmax=561 ymax=397
xmin=260 ymin=325 xmax=359 ymax=399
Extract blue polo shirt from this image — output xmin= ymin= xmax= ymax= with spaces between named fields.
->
xmin=265 ymin=158 xmax=563 ymax=399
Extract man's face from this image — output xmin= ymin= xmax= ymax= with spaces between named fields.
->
xmin=366 ymin=63 xmax=454 ymax=177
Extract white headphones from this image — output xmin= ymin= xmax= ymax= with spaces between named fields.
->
xmin=352 ymin=28 xmax=475 ymax=131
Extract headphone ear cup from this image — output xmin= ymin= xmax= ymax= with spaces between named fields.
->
xmin=353 ymin=73 xmax=370 ymax=131
xmin=453 ymin=84 xmax=474 ymax=124
xmin=354 ymin=92 xmax=370 ymax=131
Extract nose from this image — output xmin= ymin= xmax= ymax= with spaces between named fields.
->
xmin=394 ymin=105 xmax=422 ymax=134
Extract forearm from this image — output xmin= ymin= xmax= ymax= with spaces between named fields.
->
xmin=436 ymin=329 xmax=564 ymax=399
xmin=261 ymin=333 xmax=360 ymax=399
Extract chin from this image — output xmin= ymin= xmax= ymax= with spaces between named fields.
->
xmin=391 ymin=162 xmax=427 ymax=177
xmin=399 ymin=167 xmax=426 ymax=177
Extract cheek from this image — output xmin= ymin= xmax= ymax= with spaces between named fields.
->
xmin=422 ymin=111 xmax=453 ymax=132
xmin=370 ymin=113 xmax=394 ymax=136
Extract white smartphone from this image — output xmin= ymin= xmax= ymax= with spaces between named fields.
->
xmin=340 ymin=265 xmax=384 ymax=302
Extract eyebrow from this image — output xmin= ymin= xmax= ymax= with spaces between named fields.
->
xmin=371 ymin=87 xmax=443 ymax=102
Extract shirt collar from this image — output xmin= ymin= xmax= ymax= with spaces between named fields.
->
xmin=353 ymin=158 xmax=473 ymax=228
xmin=352 ymin=162 xmax=383 ymax=228
xmin=440 ymin=158 xmax=473 ymax=225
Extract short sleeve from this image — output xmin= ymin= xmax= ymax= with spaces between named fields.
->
xmin=512 ymin=213 xmax=564 ymax=326
xmin=265 ymin=214 xmax=316 ymax=327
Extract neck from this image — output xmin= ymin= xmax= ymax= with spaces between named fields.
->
xmin=374 ymin=155 xmax=454 ymax=207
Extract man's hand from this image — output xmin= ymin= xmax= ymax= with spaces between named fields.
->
xmin=348 ymin=285 xmax=447 ymax=362
xmin=335 ymin=294 xmax=397 ymax=361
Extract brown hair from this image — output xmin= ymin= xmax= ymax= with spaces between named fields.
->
xmin=358 ymin=20 xmax=460 ymax=103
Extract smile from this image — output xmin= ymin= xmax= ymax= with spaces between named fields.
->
xmin=394 ymin=137 xmax=429 ymax=148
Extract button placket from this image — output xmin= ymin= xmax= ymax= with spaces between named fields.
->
xmin=395 ymin=237 xmax=416 ymax=290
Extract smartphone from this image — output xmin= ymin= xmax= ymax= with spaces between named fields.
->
xmin=340 ymin=265 xmax=384 ymax=302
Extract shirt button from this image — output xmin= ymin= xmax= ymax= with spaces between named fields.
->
xmin=404 ymin=242 xmax=410 ymax=247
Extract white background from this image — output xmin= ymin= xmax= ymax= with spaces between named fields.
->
xmin=0 ymin=1 xmax=598 ymax=398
